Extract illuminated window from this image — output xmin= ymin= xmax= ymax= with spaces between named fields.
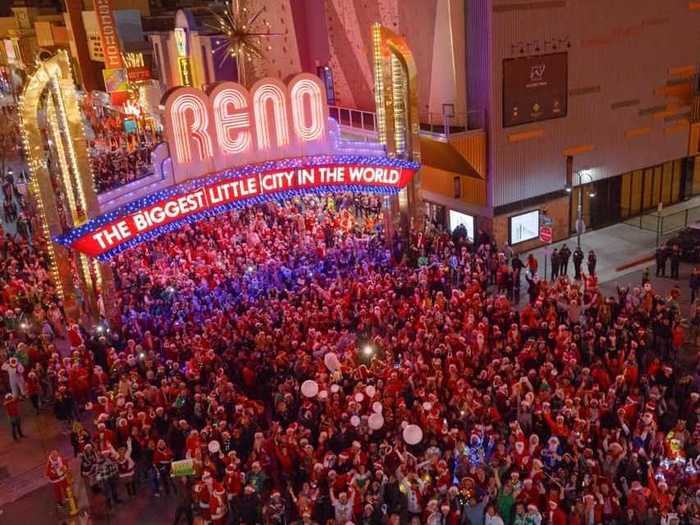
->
xmin=448 ymin=210 xmax=474 ymax=240
xmin=509 ymin=210 xmax=540 ymax=245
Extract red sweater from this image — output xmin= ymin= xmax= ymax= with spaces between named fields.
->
xmin=4 ymin=398 xmax=19 ymax=418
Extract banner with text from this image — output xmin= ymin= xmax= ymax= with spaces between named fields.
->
xmin=94 ymin=0 xmax=123 ymax=70
xmin=56 ymin=155 xmax=419 ymax=260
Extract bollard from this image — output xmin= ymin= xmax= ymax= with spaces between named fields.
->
xmin=65 ymin=469 xmax=80 ymax=517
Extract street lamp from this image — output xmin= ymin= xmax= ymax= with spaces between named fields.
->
xmin=572 ymin=169 xmax=595 ymax=248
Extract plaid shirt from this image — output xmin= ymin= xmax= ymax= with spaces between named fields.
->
xmin=95 ymin=458 xmax=119 ymax=482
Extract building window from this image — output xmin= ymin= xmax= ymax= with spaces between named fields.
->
xmin=453 ymin=176 xmax=462 ymax=199
xmin=509 ymin=210 xmax=540 ymax=245
xmin=424 ymin=201 xmax=446 ymax=229
xmin=448 ymin=210 xmax=474 ymax=240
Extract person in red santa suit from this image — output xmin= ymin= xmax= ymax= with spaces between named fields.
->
xmin=195 ymin=470 xmax=214 ymax=523
xmin=209 ymin=483 xmax=228 ymax=525
xmin=153 ymin=439 xmax=174 ymax=496
xmin=116 ymin=438 xmax=136 ymax=497
xmin=4 ymin=393 xmax=24 ymax=440
xmin=66 ymin=323 xmax=83 ymax=348
xmin=46 ymin=449 xmax=69 ymax=506
xmin=517 ymin=478 xmax=544 ymax=508
xmin=95 ymin=422 xmax=116 ymax=453
xmin=546 ymin=499 xmax=567 ymax=525
xmin=185 ymin=429 xmax=202 ymax=461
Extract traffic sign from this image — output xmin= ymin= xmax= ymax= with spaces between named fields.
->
xmin=539 ymin=226 xmax=553 ymax=243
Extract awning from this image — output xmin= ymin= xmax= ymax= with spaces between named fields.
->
xmin=419 ymin=136 xmax=482 ymax=179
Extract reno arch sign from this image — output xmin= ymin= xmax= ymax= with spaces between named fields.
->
xmin=53 ymin=73 xmax=419 ymax=260
xmin=164 ymin=74 xmax=331 ymax=181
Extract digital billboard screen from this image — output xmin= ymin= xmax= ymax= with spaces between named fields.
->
xmin=503 ymin=52 xmax=568 ymax=128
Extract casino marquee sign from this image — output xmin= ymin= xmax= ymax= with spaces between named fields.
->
xmin=56 ymin=155 xmax=417 ymax=260
xmin=55 ymin=73 xmax=419 ymax=260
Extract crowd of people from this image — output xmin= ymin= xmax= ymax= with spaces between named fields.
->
xmin=1 ymin=182 xmax=700 ymax=525
xmin=91 ymin=144 xmax=154 ymax=194
xmin=80 ymin=92 xmax=160 ymax=194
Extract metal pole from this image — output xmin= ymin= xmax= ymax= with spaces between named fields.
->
xmin=577 ymin=183 xmax=582 ymax=249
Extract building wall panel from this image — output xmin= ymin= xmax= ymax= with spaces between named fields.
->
xmin=449 ymin=131 xmax=487 ymax=178
xmin=487 ymin=0 xmax=700 ymax=207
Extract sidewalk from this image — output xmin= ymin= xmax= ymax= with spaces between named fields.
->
xmin=526 ymin=222 xmax=668 ymax=285
xmin=524 ymin=196 xmax=700 ymax=286
xmin=0 ymin=401 xmax=74 ymax=508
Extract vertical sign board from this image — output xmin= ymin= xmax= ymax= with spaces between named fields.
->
xmin=174 ymin=28 xmax=193 ymax=87
xmin=94 ymin=0 xmax=128 ymax=103
xmin=94 ymin=0 xmax=123 ymax=69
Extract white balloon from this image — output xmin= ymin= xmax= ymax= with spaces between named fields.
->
xmin=330 ymin=384 xmax=340 ymax=393
xmin=372 ymin=401 xmax=383 ymax=413
xmin=403 ymin=424 xmax=423 ymax=445
xmin=324 ymin=352 xmax=339 ymax=371
xmin=354 ymin=392 xmax=365 ymax=403
xmin=301 ymin=380 xmax=319 ymax=398
xmin=350 ymin=415 xmax=361 ymax=427
xmin=365 ymin=385 xmax=376 ymax=398
xmin=368 ymin=413 xmax=384 ymax=430
xmin=208 ymin=440 xmax=220 ymax=454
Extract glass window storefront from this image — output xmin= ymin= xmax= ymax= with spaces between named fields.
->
xmin=425 ymin=201 xmax=476 ymax=241
xmin=571 ymin=157 xmax=697 ymax=234
xmin=425 ymin=201 xmax=447 ymax=230
xmin=448 ymin=210 xmax=475 ymax=240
